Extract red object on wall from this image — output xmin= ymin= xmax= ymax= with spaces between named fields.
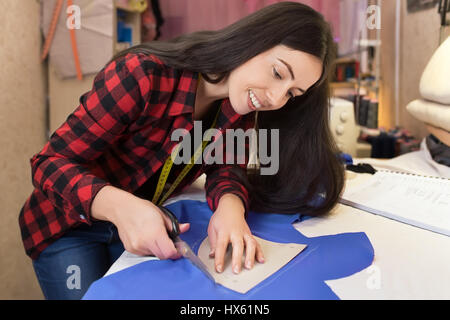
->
xmin=354 ymin=60 xmax=360 ymax=78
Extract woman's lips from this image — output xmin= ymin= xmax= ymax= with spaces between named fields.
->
xmin=248 ymin=91 xmax=257 ymax=111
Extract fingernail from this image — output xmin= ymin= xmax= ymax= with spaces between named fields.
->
xmin=216 ymin=264 xmax=222 ymax=273
xmin=233 ymin=265 xmax=240 ymax=274
xmin=245 ymin=261 xmax=252 ymax=269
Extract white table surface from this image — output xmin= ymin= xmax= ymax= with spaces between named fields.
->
xmin=104 ymin=142 xmax=450 ymax=299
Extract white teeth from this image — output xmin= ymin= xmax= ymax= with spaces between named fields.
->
xmin=249 ymin=90 xmax=262 ymax=109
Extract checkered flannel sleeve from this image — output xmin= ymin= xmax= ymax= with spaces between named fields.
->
xmin=203 ymin=116 xmax=256 ymax=217
xmin=28 ymin=53 xmax=154 ymax=225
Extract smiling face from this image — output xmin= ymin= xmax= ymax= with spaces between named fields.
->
xmin=227 ymin=45 xmax=323 ymax=115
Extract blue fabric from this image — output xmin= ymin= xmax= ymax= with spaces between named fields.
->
xmin=83 ymin=200 xmax=374 ymax=300
xmin=339 ymin=152 xmax=354 ymax=165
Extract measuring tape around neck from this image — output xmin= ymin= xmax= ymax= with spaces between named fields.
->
xmin=152 ymin=99 xmax=221 ymax=206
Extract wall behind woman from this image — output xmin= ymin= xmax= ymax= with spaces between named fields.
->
xmin=157 ymin=0 xmax=340 ymax=41
xmin=0 ymin=1 xmax=45 ymax=299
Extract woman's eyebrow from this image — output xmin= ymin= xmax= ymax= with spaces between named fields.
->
xmin=277 ymin=58 xmax=306 ymax=93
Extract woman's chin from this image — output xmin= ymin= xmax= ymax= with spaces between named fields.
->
xmin=230 ymin=96 xmax=253 ymax=115
xmin=230 ymin=105 xmax=248 ymax=115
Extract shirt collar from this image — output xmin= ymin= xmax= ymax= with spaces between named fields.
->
xmin=167 ymin=70 xmax=243 ymax=129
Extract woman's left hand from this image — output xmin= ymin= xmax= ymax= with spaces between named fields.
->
xmin=207 ymin=193 xmax=265 ymax=274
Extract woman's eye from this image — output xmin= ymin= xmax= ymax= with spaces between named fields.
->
xmin=273 ymin=67 xmax=295 ymax=99
xmin=273 ymin=68 xmax=282 ymax=79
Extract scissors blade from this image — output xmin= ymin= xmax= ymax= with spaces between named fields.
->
xmin=175 ymin=240 xmax=216 ymax=283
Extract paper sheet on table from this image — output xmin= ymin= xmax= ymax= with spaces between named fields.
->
xmin=198 ymin=236 xmax=307 ymax=294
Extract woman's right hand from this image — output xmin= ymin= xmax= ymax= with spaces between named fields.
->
xmin=91 ymin=186 xmax=190 ymax=259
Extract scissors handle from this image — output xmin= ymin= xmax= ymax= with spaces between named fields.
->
xmin=158 ymin=205 xmax=180 ymax=241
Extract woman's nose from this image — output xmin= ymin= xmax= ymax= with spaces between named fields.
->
xmin=266 ymin=87 xmax=287 ymax=109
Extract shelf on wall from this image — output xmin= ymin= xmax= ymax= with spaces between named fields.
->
xmin=330 ymin=82 xmax=356 ymax=88
xmin=115 ymin=0 xmax=148 ymax=13
xmin=113 ymin=1 xmax=142 ymax=54
xmin=115 ymin=3 xmax=141 ymax=12
xmin=331 ymin=80 xmax=380 ymax=91
xmin=335 ymin=57 xmax=358 ymax=64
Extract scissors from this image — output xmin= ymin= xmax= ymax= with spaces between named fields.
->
xmin=158 ymin=205 xmax=216 ymax=283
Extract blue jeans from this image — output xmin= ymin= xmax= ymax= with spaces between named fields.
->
xmin=32 ymin=221 xmax=124 ymax=300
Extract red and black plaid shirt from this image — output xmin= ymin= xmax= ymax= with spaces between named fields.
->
xmin=19 ymin=53 xmax=255 ymax=260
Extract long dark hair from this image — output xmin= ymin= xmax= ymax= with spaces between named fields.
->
xmin=111 ymin=2 xmax=345 ymax=216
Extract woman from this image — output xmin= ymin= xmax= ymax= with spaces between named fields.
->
xmin=19 ymin=2 xmax=344 ymax=299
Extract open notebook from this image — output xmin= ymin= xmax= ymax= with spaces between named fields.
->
xmin=340 ymin=170 xmax=450 ymax=237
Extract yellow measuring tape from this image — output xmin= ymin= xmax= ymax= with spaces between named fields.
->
xmin=152 ymin=94 xmax=221 ymax=206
